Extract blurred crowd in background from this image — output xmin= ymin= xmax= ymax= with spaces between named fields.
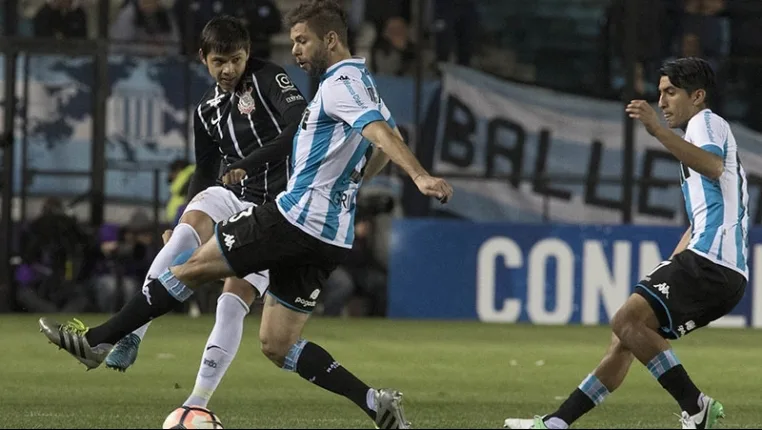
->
xmin=4 ymin=0 xmax=762 ymax=317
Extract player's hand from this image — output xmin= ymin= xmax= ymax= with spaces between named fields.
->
xmin=625 ymin=100 xmax=662 ymax=136
xmin=162 ymin=229 xmax=173 ymax=245
xmin=414 ymin=174 xmax=453 ymax=204
xmin=222 ymin=168 xmax=247 ymax=185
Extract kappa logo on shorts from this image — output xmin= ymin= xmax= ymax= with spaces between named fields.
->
xmin=223 ymin=232 xmax=236 ymax=251
xmin=654 ymin=282 xmax=670 ymax=298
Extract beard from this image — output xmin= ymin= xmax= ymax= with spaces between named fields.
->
xmin=309 ymin=49 xmax=330 ymax=77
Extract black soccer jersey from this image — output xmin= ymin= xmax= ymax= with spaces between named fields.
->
xmin=190 ymin=58 xmax=307 ymax=205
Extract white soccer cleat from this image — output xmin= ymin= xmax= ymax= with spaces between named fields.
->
xmin=504 ymin=416 xmax=548 ymax=429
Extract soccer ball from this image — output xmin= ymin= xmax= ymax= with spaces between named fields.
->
xmin=162 ymin=406 xmax=223 ymax=429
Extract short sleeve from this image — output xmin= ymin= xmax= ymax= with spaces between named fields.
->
xmin=322 ymin=76 xmax=385 ymax=131
xmin=686 ymin=111 xmax=726 ymax=157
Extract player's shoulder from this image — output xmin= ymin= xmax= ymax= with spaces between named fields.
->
xmin=246 ymin=57 xmax=288 ymax=79
xmin=686 ymin=109 xmax=729 ymax=142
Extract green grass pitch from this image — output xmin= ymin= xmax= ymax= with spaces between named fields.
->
xmin=2 ymin=314 xmax=761 ymax=428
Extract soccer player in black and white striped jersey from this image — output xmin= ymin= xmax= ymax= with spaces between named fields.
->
xmin=43 ymin=15 xmax=307 ymax=407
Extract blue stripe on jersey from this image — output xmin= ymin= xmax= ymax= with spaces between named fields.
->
xmin=695 ymin=178 xmax=724 ymax=253
xmin=701 ymin=143 xmax=724 ymax=157
xmin=321 ymin=137 xmax=372 ymax=241
xmin=353 ymin=110 xmax=386 ymax=131
xmin=279 ymin=102 xmax=332 ymax=213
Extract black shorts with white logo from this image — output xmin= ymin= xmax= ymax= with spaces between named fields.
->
xmin=214 ymin=201 xmax=350 ymax=313
xmin=635 ymin=250 xmax=746 ymax=339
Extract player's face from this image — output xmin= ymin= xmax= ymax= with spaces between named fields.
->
xmin=658 ymin=75 xmax=702 ymax=129
xmin=290 ymin=22 xmax=330 ymax=77
xmin=202 ymin=49 xmax=249 ymax=93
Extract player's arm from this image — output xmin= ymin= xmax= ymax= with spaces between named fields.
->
xmin=652 ymin=126 xmax=723 ymax=180
xmin=187 ymin=110 xmax=222 ymax=200
xmin=626 ymin=100 xmax=723 ymax=179
xmin=324 ymin=76 xmax=452 ymax=202
xmin=228 ymin=68 xmax=307 ymax=173
xmin=670 ymin=226 xmax=692 ymax=258
xmin=362 ymin=126 xmax=400 ymax=180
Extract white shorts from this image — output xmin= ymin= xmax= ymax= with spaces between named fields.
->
xmin=183 ymin=186 xmax=269 ymax=296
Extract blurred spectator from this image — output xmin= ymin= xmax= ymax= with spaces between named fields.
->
xmin=166 ymin=158 xmax=194 ymax=225
xmin=319 ymin=193 xmax=394 ymax=318
xmin=429 ymin=0 xmax=478 ymax=67
xmin=174 ymin=0 xmax=281 ymax=59
xmin=14 ymin=197 xmax=97 ymax=313
xmin=728 ymin=0 xmax=762 ymax=131
xmin=94 ymin=210 xmax=158 ymax=312
xmin=603 ymin=0 xmax=668 ymax=98
xmin=32 ymin=0 xmax=88 ymax=39
xmin=370 ymin=16 xmax=416 ymax=77
xmin=110 ymin=0 xmax=180 ymax=56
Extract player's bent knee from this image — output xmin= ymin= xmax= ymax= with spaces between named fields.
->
xmin=223 ymin=278 xmax=256 ymax=306
xmin=179 ymin=210 xmax=214 ymax=242
xmin=259 ymin=336 xmax=290 ymax=367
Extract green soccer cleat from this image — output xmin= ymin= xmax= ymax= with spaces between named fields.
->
xmin=680 ymin=395 xmax=725 ymax=429
xmin=504 ymin=416 xmax=549 ymax=429
xmin=374 ymin=389 xmax=411 ymax=429
xmin=104 ymin=333 xmax=141 ymax=372
xmin=38 ymin=317 xmax=112 ymax=370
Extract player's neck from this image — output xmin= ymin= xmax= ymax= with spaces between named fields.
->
xmin=326 ymin=48 xmax=353 ymax=71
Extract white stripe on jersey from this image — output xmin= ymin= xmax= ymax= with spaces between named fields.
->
xmin=276 ymin=58 xmax=396 ymax=248
xmin=681 ymin=109 xmax=749 ymax=279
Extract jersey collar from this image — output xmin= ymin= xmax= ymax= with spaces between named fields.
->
xmin=321 ymin=57 xmax=366 ymax=81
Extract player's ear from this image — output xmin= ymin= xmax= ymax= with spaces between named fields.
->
xmin=198 ymin=49 xmax=206 ymax=65
xmin=693 ymin=89 xmax=706 ymax=106
xmin=325 ymin=31 xmax=338 ymax=50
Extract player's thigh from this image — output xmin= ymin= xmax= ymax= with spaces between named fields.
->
xmin=215 ymin=202 xmax=308 ymax=279
xmin=634 ymin=250 xmax=735 ymax=339
xmin=181 ymin=186 xmax=253 ymax=241
xmin=679 ymin=253 xmax=747 ymax=335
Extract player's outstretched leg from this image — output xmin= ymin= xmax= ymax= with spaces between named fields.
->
xmin=105 ymin=215 xmax=208 ymax=372
xmin=184 ymin=279 xmax=257 ymax=408
xmin=504 ymin=334 xmax=635 ymax=429
xmin=37 ymin=238 xmax=227 ymax=368
xmin=611 ymin=294 xmax=723 ymax=429
xmin=260 ymin=295 xmax=410 ymax=429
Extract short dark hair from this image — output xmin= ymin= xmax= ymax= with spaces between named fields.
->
xmin=285 ymin=0 xmax=349 ymax=46
xmin=199 ymin=16 xmax=250 ymax=57
xmin=660 ymin=57 xmax=716 ymax=105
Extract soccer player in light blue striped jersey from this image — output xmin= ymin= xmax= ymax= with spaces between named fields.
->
xmin=505 ymin=58 xmax=747 ymax=430
xmin=38 ymin=1 xmax=451 ymax=429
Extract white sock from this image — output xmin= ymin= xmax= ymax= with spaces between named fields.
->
xmin=132 ymin=223 xmax=201 ymax=341
xmin=544 ymin=417 xmax=569 ymax=429
xmin=184 ymin=293 xmax=250 ymax=408
xmin=366 ymin=388 xmax=378 ymax=412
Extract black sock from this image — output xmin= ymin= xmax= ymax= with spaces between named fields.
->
xmin=549 ymin=388 xmax=596 ymax=425
xmin=294 ymin=341 xmax=376 ymax=420
xmin=86 ymin=279 xmax=179 ymax=346
xmin=658 ymin=365 xmax=702 ymax=415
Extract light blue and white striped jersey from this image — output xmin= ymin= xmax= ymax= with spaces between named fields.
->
xmin=276 ymin=58 xmax=396 ymax=248
xmin=681 ymin=109 xmax=749 ymax=279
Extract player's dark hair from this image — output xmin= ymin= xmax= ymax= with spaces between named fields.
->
xmin=660 ymin=57 xmax=716 ymax=106
xmin=284 ymin=0 xmax=349 ymax=46
xmin=199 ymin=16 xmax=250 ymax=57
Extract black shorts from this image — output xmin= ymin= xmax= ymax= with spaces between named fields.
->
xmin=214 ymin=201 xmax=350 ymax=313
xmin=635 ymin=250 xmax=746 ymax=339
